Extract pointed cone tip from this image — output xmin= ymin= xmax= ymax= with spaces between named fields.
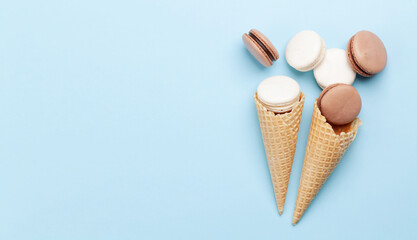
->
xmin=292 ymin=216 xmax=299 ymax=225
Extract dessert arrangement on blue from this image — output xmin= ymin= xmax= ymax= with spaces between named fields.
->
xmin=243 ymin=29 xmax=387 ymax=224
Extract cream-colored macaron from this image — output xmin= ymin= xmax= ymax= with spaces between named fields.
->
xmin=313 ymin=48 xmax=356 ymax=89
xmin=285 ymin=30 xmax=326 ymax=72
xmin=257 ymin=76 xmax=301 ymax=113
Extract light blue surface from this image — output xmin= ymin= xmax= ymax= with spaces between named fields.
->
xmin=0 ymin=0 xmax=416 ymax=239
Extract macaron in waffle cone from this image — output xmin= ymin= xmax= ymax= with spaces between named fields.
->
xmin=254 ymin=92 xmax=305 ymax=215
xmin=292 ymin=101 xmax=361 ymax=225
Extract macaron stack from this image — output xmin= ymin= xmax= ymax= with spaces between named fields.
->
xmin=242 ymin=29 xmax=387 ymax=224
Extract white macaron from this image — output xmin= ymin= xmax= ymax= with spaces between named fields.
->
xmin=313 ymin=48 xmax=356 ymax=89
xmin=285 ymin=30 xmax=326 ymax=72
xmin=257 ymin=76 xmax=301 ymax=113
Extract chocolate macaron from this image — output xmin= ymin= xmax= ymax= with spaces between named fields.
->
xmin=347 ymin=31 xmax=387 ymax=77
xmin=243 ymin=29 xmax=279 ymax=67
xmin=317 ymin=84 xmax=362 ymax=126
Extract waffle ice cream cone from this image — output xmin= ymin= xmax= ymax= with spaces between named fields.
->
xmin=292 ymin=101 xmax=361 ymax=225
xmin=255 ymin=92 xmax=305 ymax=215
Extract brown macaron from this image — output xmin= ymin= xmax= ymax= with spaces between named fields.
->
xmin=242 ymin=29 xmax=279 ymax=67
xmin=347 ymin=30 xmax=387 ymax=77
xmin=317 ymin=84 xmax=362 ymax=126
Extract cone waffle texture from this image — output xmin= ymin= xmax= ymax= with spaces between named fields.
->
xmin=255 ymin=92 xmax=305 ymax=215
xmin=292 ymin=101 xmax=361 ymax=225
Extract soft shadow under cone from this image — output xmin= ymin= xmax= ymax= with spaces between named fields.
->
xmin=292 ymin=101 xmax=361 ymax=225
xmin=255 ymin=92 xmax=305 ymax=215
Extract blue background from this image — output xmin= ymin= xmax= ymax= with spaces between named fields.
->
xmin=1 ymin=0 xmax=416 ymax=239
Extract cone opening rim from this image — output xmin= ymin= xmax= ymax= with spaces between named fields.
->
xmin=313 ymin=100 xmax=362 ymax=137
xmin=255 ymin=92 xmax=305 ymax=117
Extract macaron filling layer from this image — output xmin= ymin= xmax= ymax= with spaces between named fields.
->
xmin=258 ymin=93 xmax=301 ymax=113
xmin=248 ymin=32 xmax=276 ymax=62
